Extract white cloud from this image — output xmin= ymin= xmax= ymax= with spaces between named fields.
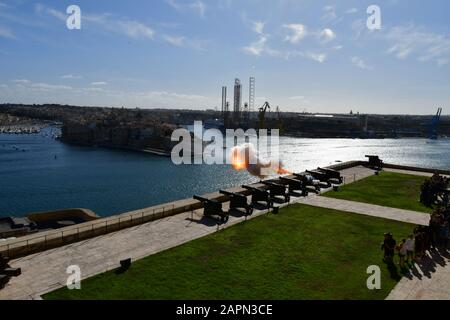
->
xmin=346 ymin=8 xmax=358 ymax=14
xmin=166 ymin=0 xmax=206 ymax=17
xmin=243 ymin=36 xmax=268 ymax=56
xmin=253 ymin=21 xmax=265 ymax=35
xmin=91 ymin=82 xmax=107 ymax=86
xmin=0 ymin=25 xmax=15 ymax=39
xmin=61 ymin=74 xmax=82 ymax=79
xmin=386 ymin=24 xmax=450 ymax=66
xmin=39 ymin=5 xmax=156 ymax=41
xmin=351 ymin=56 xmax=372 ymax=70
xmin=30 ymin=83 xmax=72 ymax=91
xmin=289 ymin=96 xmax=305 ymax=100
xmin=322 ymin=5 xmax=337 ymax=22
xmin=283 ymin=24 xmax=307 ymax=44
xmin=11 ymin=79 xmax=72 ymax=92
xmin=437 ymin=59 xmax=449 ymax=67
xmin=351 ymin=18 xmax=366 ymax=39
xmin=305 ymin=52 xmax=327 ymax=63
xmin=190 ymin=1 xmax=206 ymax=17
xmin=162 ymin=34 xmax=206 ymax=50
xmin=12 ymin=79 xmax=30 ymax=84
xmin=116 ymin=20 xmax=155 ymax=39
xmin=319 ymin=28 xmax=336 ymax=42
xmin=146 ymin=91 xmax=208 ymax=100
xmin=163 ymin=35 xmax=185 ymax=47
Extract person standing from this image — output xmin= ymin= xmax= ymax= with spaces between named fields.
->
xmin=397 ymin=239 xmax=408 ymax=269
xmin=404 ymin=234 xmax=415 ymax=263
xmin=382 ymin=233 xmax=396 ymax=263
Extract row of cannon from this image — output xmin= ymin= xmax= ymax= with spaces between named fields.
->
xmin=193 ymin=167 xmax=344 ymax=223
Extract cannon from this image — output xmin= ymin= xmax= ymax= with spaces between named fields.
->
xmin=260 ymin=181 xmax=290 ymax=203
xmin=317 ymin=167 xmax=343 ymax=184
xmin=293 ymin=173 xmax=321 ymax=194
xmin=279 ymin=177 xmax=308 ymax=196
xmin=193 ymin=195 xmax=229 ymax=223
xmin=0 ymin=275 xmax=9 ymax=290
xmin=0 ymin=256 xmax=9 ymax=270
xmin=0 ymin=256 xmax=21 ymax=290
xmin=242 ymin=185 xmax=273 ymax=209
xmin=219 ymin=190 xmax=253 ymax=216
xmin=365 ymin=155 xmax=383 ymax=170
xmin=305 ymin=170 xmax=332 ymax=187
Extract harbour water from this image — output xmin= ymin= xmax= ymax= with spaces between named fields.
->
xmin=1 ymin=127 xmax=450 ymax=218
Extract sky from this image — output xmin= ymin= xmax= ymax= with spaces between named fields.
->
xmin=0 ymin=0 xmax=449 ymax=114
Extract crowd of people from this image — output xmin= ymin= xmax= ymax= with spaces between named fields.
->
xmin=382 ymin=207 xmax=450 ymax=269
xmin=420 ymin=173 xmax=449 ymax=207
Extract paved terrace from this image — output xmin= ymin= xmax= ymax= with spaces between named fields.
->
xmin=0 ymin=164 xmax=448 ymax=300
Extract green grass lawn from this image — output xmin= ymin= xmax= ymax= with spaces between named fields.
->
xmin=323 ymin=171 xmax=431 ymax=213
xmin=44 ymin=204 xmax=413 ymax=300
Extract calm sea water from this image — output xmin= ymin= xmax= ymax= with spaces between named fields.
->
xmin=1 ymin=127 xmax=450 ymax=218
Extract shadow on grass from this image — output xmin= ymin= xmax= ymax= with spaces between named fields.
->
xmin=385 ymin=260 xmax=403 ymax=281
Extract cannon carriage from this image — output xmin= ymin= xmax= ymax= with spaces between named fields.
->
xmin=279 ymin=177 xmax=308 ymax=197
xmin=293 ymin=173 xmax=321 ymax=194
xmin=305 ymin=170 xmax=333 ymax=187
xmin=242 ymin=185 xmax=273 ymax=209
xmin=260 ymin=181 xmax=290 ymax=203
xmin=365 ymin=155 xmax=383 ymax=170
xmin=219 ymin=190 xmax=253 ymax=216
xmin=317 ymin=167 xmax=344 ymax=184
xmin=193 ymin=195 xmax=229 ymax=223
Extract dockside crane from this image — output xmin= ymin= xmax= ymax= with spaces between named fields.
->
xmin=258 ymin=101 xmax=271 ymax=129
xmin=429 ymin=107 xmax=443 ymax=140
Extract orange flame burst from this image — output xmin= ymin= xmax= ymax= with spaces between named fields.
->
xmin=230 ymin=144 xmax=292 ymax=176
xmin=276 ymin=167 xmax=293 ymax=175
xmin=231 ymin=147 xmax=248 ymax=171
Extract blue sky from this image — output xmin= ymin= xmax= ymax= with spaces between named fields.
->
xmin=0 ymin=0 xmax=449 ymax=114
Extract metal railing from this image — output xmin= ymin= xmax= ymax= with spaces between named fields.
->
xmin=0 ymin=203 xmax=176 ymax=258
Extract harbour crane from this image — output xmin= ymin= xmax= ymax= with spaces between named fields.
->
xmin=429 ymin=107 xmax=443 ymax=140
xmin=258 ymin=101 xmax=271 ymax=129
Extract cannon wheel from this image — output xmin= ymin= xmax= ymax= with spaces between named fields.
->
xmin=246 ymin=207 xmax=254 ymax=216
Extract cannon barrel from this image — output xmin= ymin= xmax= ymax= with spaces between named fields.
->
xmin=317 ymin=167 xmax=338 ymax=174
xmin=317 ymin=167 xmax=343 ymax=182
xmin=279 ymin=176 xmax=301 ymax=183
xmin=293 ymin=173 xmax=308 ymax=180
xmin=193 ymin=195 xmax=210 ymax=203
xmin=219 ymin=190 xmax=245 ymax=198
xmin=242 ymin=185 xmax=267 ymax=193
xmin=261 ymin=181 xmax=284 ymax=187
xmin=306 ymin=170 xmax=326 ymax=176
